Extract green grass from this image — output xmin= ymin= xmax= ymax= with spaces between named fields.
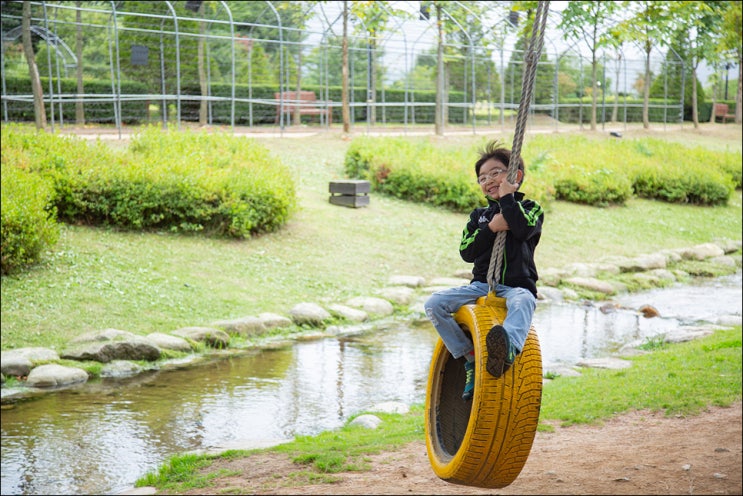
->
xmin=137 ymin=326 xmax=742 ymax=492
xmin=277 ymin=409 xmax=426 ymax=472
xmin=540 ymin=327 xmax=742 ymax=427
xmin=137 ymin=453 xmax=233 ymax=491
xmin=1 ymin=132 xmax=741 ymax=351
xmin=140 ymin=408 xmax=426 ymax=493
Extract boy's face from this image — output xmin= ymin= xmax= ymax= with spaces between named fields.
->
xmin=477 ymin=158 xmax=509 ymax=199
xmin=478 ymin=158 xmax=524 ymax=200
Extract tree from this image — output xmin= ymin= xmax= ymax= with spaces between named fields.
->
xmin=303 ymin=35 xmax=374 ymax=87
xmin=391 ymin=47 xmax=436 ymax=94
xmin=426 ymin=0 xmax=484 ymax=134
xmin=435 ymin=2 xmax=444 ymax=135
xmin=197 ymin=1 xmax=208 ymax=126
xmin=707 ymin=63 xmax=723 ymax=123
xmin=613 ymin=1 xmax=678 ymax=128
xmin=559 ymin=1 xmax=618 ymax=130
xmin=342 ymin=0 xmax=350 ymax=133
xmin=718 ymin=1 xmax=742 ymax=123
xmin=75 ymin=1 xmax=85 ymax=125
xmin=608 ymin=45 xmax=625 ymax=122
xmin=274 ymin=1 xmax=314 ymax=126
xmin=505 ymin=34 xmax=553 ymax=106
xmin=349 ymin=1 xmax=408 ymax=125
xmin=438 ymin=1 xmax=498 ymax=120
xmin=22 ymin=0 xmax=46 ymax=130
xmin=117 ymin=1 xmax=196 ymax=113
xmin=672 ymin=1 xmax=722 ymax=128
xmin=649 ymin=37 xmax=704 ymax=123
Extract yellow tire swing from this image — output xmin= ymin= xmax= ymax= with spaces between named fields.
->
xmin=424 ymin=2 xmax=550 ymax=489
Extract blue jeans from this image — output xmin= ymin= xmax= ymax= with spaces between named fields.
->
xmin=424 ymin=281 xmax=536 ymax=359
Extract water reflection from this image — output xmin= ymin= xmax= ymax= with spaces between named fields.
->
xmin=1 ymin=272 xmax=740 ymax=495
xmin=1 ymin=326 xmax=439 ymax=496
xmin=536 ymin=302 xmax=676 ymax=365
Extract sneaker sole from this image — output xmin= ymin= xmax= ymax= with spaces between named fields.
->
xmin=486 ymin=325 xmax=511 ymax=378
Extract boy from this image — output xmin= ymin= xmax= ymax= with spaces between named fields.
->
xmin=424 ymin=140 xmax=543 ymax=400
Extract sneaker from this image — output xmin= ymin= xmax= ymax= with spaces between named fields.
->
xmin=486 ymin=325 xmax=516 ymax=378
xmin=462 ymin=360 xmax=475 ymax=401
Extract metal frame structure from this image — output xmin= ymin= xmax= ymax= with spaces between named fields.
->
xmin=1 ymin=1 xmax=686 ymax=137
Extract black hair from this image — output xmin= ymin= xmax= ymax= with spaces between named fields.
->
xmin=475 ymin=140 xmax=525 ymax=179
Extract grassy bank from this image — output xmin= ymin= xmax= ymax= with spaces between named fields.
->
xmin=1 ymin=128 xmax=741 ymax=351
xmin=138 ymin=325 xmax=742 ymax=493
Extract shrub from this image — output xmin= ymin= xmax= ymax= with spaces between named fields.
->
xmin=718 ymin=151 xmax=742 ymax=190
xmin=1 ymin=156 xmax=59 ymax=275
xmin=553 ymin=166 xmax=633 ymax=206
xmin=633 ymin=168 xmax=733 ymax=205
xmin=116 ymin=127 xmax=297 ymax=236
xmin=345 ymin=137 xmax=484 ymax=212
xmin=1 ymin=125 xmax=297 ymax=238
xmin=524 ymin=135 xmax=633 ymax=206
xmin=344 ymin=134 xmax=738 ymax=210
xmin=628 ymin=140 xmax=735 ymax=205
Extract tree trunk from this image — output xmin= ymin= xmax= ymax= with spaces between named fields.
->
xmin=736 ymin=58 xmax=742 ymax=124
xmin=75 ymin=1 xmax=85 ymax=125
xmin=370 ymin=39 xmax=377 ymax=126
xmin=691 ymin=64 xmax=699 ymax=129
xmin=709 ymin=65 xmax=718 ymax=124
xmin=443 ymin=63 xmax=450 ymax=125
xmin=612 ymin=53 xmax=620 ymax=123
xmin=591 ymin=52 xmax=598 ymax=131
xmin=342 ymin=1 xmax=350 ymax=133
xmin=435 ymin=4 xmax=444 ymax=136
xmin=643 ymin=44 xmax=651 ymax=129
xmin=22 ymin=1 xmax=46 ymax=130
xmin=294 ymin=49 xmax=302 ymax=126
xmin=198 ymin=2 xmax=208 ymax=126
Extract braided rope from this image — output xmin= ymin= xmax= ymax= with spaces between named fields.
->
xmin=487 ymin=1 xmax=550 ymax=291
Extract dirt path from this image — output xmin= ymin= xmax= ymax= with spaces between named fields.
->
xmin=170 ymin=402 xmax=741 ymax=495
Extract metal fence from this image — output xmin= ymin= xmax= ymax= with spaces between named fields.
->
xmin=1 ymin=1 xmax=685 ymax=136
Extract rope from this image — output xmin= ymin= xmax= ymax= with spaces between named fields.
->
xmin=487 ymin=1 xmax=550 ymax=291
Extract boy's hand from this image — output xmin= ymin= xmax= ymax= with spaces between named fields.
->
xmin=488 ymin=213 xmax=510 ymax=233
xmin=498 ymin=179 xmax=520 ymax=197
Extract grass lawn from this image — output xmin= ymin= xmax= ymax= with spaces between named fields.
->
xmin=1 ymin=125 xmax=741 ymax=351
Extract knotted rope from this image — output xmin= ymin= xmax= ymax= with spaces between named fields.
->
xmin=487 ymin=1 xmax=550 ymax=291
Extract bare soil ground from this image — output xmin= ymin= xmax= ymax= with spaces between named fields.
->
xmin=172 ymin=402 xmax=741 ymax=495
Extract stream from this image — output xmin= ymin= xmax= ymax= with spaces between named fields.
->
xmin=1 ymin=272 xmax=740 ymax=495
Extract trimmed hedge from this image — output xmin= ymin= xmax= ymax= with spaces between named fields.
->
xmin=555 ymin=97 xmax=683 ymax=124
xmin=1 ymin=153 xmax=59 ymax=275
xmin=627 ymin=139 xmax=738 ymax=204
xmin=345 ymin=137 xmax=529 ymax=212
xmin=3 ymin=76 xmax=150 ymax=124
xmin=344 ymin=134 xmax=740 ymax=211
xmin=178 ymin=83 xmax=468 ymax=125
xmin=4 ymin=77 xmax=469 ymax=126
xmin=343 ymin=136 xmax=564 ymax=212
xmin=1 ymin=124 xmax=297 ymax=240
xmin=9 ymin=74 xmax=724 ymax=127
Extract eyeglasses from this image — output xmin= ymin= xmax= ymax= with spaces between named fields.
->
xmin=477 ymin=169 xmax=508 ymax=184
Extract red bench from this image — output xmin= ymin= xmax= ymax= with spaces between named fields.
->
xmin=713 ymin=103 xmax=735 ymax=123
xmin=274 ymin=91 xmax=332 ymax=125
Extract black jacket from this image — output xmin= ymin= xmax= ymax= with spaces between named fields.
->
xmin=459 ymin=192 xmax=543 ymax=297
